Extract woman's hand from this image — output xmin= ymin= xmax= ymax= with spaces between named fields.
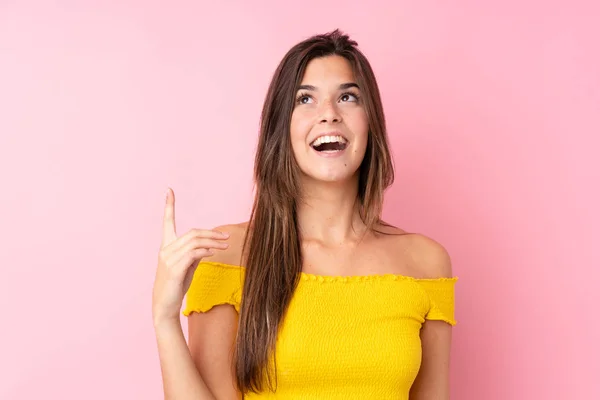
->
xmin=152 ymin=188 xmax=229 ymax=327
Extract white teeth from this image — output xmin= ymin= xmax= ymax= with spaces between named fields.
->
xmin=311 ymin=135 xmax=347 ymax=147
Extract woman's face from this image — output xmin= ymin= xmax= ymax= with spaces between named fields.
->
xmin=290 ymin=55 xmax=369 ymax=184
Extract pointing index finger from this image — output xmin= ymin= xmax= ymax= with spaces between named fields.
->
xmin=162 ymin=187 xmax=177 ymax=244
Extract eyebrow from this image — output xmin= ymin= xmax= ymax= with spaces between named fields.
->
xmin=297 ymin=82 xmax=360 ymax=91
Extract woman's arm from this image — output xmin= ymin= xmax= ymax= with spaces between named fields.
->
xmin=155 ymin=318 xmax=217 ymax=400
xmin=409 ymin=320 xmax=453 ymax=400
xmin=188 ymin=306 xmax=241 ymax=400
xmin=184 ymin=223 xmax=245 ymax=399
xmin=408 ymin=234 xmax=455 ymax=400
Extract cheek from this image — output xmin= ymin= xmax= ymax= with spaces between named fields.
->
xmin=290 ymin=110 xmax=314 ymax=144
xmin=345 ymin=110 xmax=369 ymax=141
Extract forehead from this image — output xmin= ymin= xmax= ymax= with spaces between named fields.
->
xmin=300 ymin=55 xmax=356 ymax=85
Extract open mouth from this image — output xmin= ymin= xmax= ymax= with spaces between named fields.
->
xmin=310 ymin=135 xmax=348 ymax=152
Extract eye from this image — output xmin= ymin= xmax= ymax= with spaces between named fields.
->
xmin=340 ymin=92 xmax=359 ymax=102
xmin=296 ymin=93 xmax=314 ymax=104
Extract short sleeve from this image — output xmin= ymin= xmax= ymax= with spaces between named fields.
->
xmin=416 ymin=277 xmax=458 ymax=326
xmin=182 ymin=261 xmax=244 ymax=316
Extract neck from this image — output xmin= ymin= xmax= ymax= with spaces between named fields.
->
xmin=296 ymin=175 xmax=367 ymax=244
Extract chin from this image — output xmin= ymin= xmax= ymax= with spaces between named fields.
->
xmin=302 ymin=168 xmax=359 ymax=184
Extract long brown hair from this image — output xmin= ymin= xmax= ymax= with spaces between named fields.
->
xmin=234 ymin=29 xmax=395 ymax=395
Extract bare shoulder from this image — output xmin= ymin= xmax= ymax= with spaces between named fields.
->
xmin=375 ymin=222 xmax=453 ymax=279
xmin=206 ymin=221 xmax=249 ymax=266
xmin=406 ymin=233 xmax=453 ymax=279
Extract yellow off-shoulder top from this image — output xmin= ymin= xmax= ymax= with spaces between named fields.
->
xmin=183 ymin=261 xmax=457 ymax=399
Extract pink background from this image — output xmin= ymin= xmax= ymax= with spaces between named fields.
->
xmin=1 ymin=1 xmax=598 ymax=399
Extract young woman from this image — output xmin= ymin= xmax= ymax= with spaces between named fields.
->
xmin=152 ymin=29 xmax=458 ymax=399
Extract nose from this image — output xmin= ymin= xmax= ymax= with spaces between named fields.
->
xmin=318 ymin=100 xmax=342 ymax=124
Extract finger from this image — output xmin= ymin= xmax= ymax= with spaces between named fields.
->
xmin=174 ymin=237 xmax=229 ymax=257
xmin=173 ymin=248 xmax=214 ymax=277
xmin=162 ymin=188 xmax=177 ymax=245
xmin=180 ymin=228 xmax=230 ymax=242
xmin=184 ymin=248 xmax=214 ymax=266
xmin=163 ymin=228 xmax=230 ymax=254
xmin=187 ymin=237 xmax=230 ymax=251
